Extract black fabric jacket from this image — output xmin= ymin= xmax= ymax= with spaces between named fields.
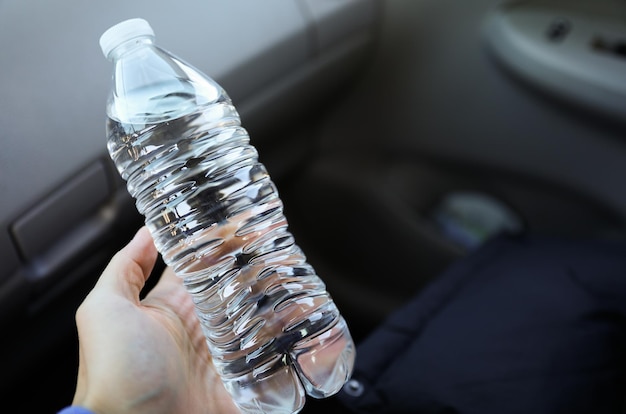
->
xmin=337 ymin=234 xmax=626 ymax=413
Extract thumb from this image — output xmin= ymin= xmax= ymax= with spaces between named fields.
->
xmin=92 ymin=226 xmax=159 ymax=303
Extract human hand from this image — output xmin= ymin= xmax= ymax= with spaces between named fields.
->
xmin=71 ymin=226 xmax=240 ymax=414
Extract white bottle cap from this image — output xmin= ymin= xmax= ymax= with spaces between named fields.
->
xmin=99 ymin=18 xmax=155 ymax=59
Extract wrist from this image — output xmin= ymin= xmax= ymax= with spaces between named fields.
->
xmin=72 ymin=388 xmax=175 ymax=414
xmin=58 ymin=407 xmax=96 ymax=414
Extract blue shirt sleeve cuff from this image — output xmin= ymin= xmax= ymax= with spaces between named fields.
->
xmin=57 ymin=407 xmax=95 ymax=414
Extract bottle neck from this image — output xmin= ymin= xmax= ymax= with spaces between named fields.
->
xmin=107 ymin=36 xmax=155 ymax=61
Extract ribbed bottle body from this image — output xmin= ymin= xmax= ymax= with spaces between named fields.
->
xmin=106 ymin=100 xmax=354 ymax=413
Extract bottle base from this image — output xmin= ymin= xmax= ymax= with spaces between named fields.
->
xmin=223 ymin=353 xmax=306 ymax=414
xmin=291 ymin=317 xmax=356 ymax=399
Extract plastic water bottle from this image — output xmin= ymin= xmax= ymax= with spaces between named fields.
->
xmin=99 ymin=18 xmax=355 ymax=413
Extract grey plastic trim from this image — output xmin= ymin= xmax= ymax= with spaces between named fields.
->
xmin=11 ymin=160 xmax=111 ymax=261
xmin=300 ymin=0 xmax=379 ymax=53
xmin=0 ymin=230 xmax=20 ymax=285
xmin=483 ymin=0 xmax=626 ymax=121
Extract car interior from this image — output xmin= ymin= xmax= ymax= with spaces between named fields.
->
xmin=2 ymin=0 xmax=626 ymax=411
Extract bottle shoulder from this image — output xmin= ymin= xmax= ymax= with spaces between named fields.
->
xmin=107 ymin=45 xmax=227 ymax=124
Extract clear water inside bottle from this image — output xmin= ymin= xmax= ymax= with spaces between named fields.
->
xmin=106 ymin=100 xmax=355 ymax=413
